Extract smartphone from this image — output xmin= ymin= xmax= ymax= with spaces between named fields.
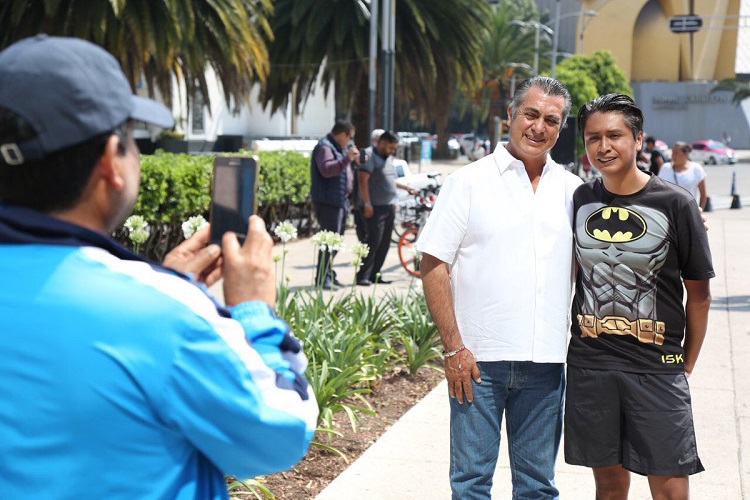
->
xmin=209 ymin=155 xmax=259 ymax=244
xmin=359 ymin=150 xmax=367 ymax=165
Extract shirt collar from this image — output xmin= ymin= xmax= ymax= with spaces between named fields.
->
xmin=493 ymin=143 xmax=553 ymax=175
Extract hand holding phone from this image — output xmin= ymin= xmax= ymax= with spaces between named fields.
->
xmin=162 ymin=225 xmax=223 ymax=286
xmin=221 ymin=215 xmax=276 ymax=306
xmin=209 ymin=155 xmax=259 ymax=245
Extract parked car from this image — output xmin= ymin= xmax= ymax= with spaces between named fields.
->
xmin=690 ymin=140 xmax=737 ymax=165
xmin=457 ymin=132 xmax=490 ymax=157
xmin=425 ymin=134 xmax=461 ymax=157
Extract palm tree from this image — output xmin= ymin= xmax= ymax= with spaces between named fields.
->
xmin=711 ymin=78 xmax=750 ymax=105
xmin=260 ymin=0 xmax=491 ymax=155
xmin=0 ymin=0 xmax=273 ymax=112
xmin=397 ymin=0 xmax=490 ymax=157
xmin=462 ymin=0 xmax=540 ymax=138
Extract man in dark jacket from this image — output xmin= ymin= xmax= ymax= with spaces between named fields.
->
xmin=310 ymin=120 xmax=360 ymax=289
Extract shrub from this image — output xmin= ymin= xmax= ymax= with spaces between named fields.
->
xmin=113 ymin=150 xmax=314 ymax=260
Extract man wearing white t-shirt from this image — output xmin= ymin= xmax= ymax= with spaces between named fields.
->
xmin=417 ymin=76 xmax=582 ymax=499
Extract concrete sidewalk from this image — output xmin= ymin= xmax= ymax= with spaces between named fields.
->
xmin=313 ymin=205 xmax=750 ymax=497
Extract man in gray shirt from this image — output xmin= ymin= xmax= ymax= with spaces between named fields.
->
xmin=356 ymin=130 xmax=416 ymax=286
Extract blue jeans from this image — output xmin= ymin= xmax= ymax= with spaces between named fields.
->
xmin=449 ymin=361 xmax=564 ymax=500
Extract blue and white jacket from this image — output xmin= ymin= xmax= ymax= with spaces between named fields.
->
xmin=0 ymin=204 xmax=318 ymax=499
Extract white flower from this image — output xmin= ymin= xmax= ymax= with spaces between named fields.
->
xmin=310 ymin=231 xmax=326 ymax=249
xmin=274 ymin=220 xmax=298 ymax=243
xmin=124 ymin=215 xmax=150 ymax=245
xmin=352 ymin=242 xmax=370 ymax=259
xmin=325 ymin=232 xmax=344 ymax=252
xmin=311 ymin=230 xmax=343 ymax=252
xmin=181 ymin=215 xmax=208 ymax=239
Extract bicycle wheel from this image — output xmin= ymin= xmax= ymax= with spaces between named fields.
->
xmin=398 ymin=228 xmax=421 ymax=277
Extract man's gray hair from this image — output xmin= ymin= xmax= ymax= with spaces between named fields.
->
xmin=509 ymin=76 xmax=572 ymax=124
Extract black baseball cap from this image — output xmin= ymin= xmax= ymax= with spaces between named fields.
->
xmin=0 ymin=35 xmax=174 ymax=166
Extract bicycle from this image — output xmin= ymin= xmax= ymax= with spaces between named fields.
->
xmin=396 ymin=186 xmax=439 ymax=278
xmin=392 ymin=173 xmax=441 ymax=244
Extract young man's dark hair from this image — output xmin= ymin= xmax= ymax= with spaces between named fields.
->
xmin=377 ymin=130 xmax=399 ymax=144
xmin=0 ymin=107 xmax=128 ymax=212
xmin=576 ymin=93 xmax=643 ymax=139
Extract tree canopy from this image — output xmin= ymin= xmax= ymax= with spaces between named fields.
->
xmin=0 ymin=0 xmax=273 ymax=112
xmin=556 ymin=51 xmax=633 ymax=99
xmin=261 ymin=0 xmax=491 ymax=151
xmin=463 ymin=0 xmax=541 ymax=127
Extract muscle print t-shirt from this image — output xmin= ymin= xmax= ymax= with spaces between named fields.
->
xmin=567 ymin=175 xmax=714 ymax=373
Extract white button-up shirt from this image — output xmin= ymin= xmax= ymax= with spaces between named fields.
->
xmin=417 ymin=145 xmax=583 ymax=362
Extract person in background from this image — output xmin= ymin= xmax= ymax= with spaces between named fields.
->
xmin=310 ymin=119 xmax=360 ymax=290
xmin=352 ymin=128 xmax=385 ymax=242
xmin=0 ymin=35 xmax=318 ymax=499
xmin=644 ymin=136 xmax=665 ymax=175
xmin=722 ymin=130 xmax=732 ymax=146
xmin=566 ymin=94 xmax=713 ymax=499
xmin=658 ymin=141 xmax=708 ymax=210
xmin=355 ymin=130 xmax=417 ymax=286
xmin=579 ymin=153 xmax=601 ymax=181
xmin=417 ymin=76 xmax=582 ymax=498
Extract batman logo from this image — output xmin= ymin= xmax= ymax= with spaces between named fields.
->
xmin=585 ymin=206 xmax=646 ymax=243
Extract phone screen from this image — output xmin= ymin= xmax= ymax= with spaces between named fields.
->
xmin=209 ymin=155 xmax=259 ymax=244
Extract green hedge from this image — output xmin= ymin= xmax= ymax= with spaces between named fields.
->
xmin=113 ymin=150 xmax=313 ymax=261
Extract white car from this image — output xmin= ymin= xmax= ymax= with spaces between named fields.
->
xmin=458 ymin=133 xmax=490 ymax=159
xmin=690 ymin=140 xmax=737 ymax=165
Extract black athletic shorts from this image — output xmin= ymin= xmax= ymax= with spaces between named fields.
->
xmin=564 ymin=366 xmax=704 ymax=476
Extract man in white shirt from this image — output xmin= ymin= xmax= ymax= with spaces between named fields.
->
xmin=417 ymin=76 xmax=582 ymax=499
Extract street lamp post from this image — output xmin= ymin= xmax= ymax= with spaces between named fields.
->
xmin=577 ymin=9 xmax=598 ymax=54
xmin=365 ymin=0 xmax=378 ymax=134
xmin=551 ymin=0 xmax=561 ymax=78
xmin=509 ymin=20 xmax=553 ymax=76
xmin=548 ymin=8 xmax=597 ymax=77
xmin=381 ymin=0 xmax=396 ymax=131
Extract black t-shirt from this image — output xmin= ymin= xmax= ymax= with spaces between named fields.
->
xmin=568 ymin=175 xmax=714 ymax=373
xmin=649 ymin=149 xmax=664 ymax=174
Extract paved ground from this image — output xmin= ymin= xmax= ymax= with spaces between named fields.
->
xmin=212 ymin=154 xmax=750 ymax=498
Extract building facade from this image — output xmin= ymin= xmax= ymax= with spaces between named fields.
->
xmin=578 ymin=0 xmax=749 ymax=147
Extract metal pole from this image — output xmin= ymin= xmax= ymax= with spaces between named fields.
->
xmin=369 ymin=0 xmax=378 ymax=133
xmin=381 ymin=0 xmax=395 ymax=130
xmin=551 ymin=0 xmax=561 ymax=77
xmin=533 ymin=24 xmax=540 ymax=76
xmin=578 ymin=5 xmax=586 ymax=53
xmin=388 ymin=0 xmax=395 ymax=130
